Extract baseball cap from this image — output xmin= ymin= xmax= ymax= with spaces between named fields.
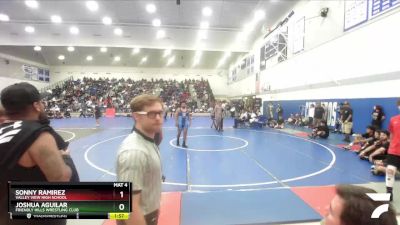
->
xmin=1 ymin=82 xmax=42 ymax=113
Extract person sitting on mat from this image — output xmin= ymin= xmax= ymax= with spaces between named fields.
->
xmin=233 ymin=109 xmax=249 ymax=128
xmin=343 ymin=125 xmax=375 ymax=150
xmin=359 ymin=130 xmax=390 ymax=161
xmin=309 ymin=120 xmax=329 ymax=139
xmin=355 ymin=130 xmax=381 ymax=154
xmin=367 ymin=130 xmax=390 ymax=163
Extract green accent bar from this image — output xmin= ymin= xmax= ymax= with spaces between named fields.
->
xmin=18 ymin=201 xmax=130 ymax=214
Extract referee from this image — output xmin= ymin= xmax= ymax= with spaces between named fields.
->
xmin=117 ymin=94 xmax=164 ymax=225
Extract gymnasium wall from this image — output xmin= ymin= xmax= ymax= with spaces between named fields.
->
xmin=228 ymin=1 xmax=400 ymax=99
xmin=257 ymin=9 xmax=400 ymax=92
xmin=0 ymin=54 xmax=50 ymax=90
xmin=49 ymin=66 xmax=229 ymax=97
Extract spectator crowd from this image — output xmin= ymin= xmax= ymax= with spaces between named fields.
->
xmin=42 ymin=77 xmax=214 ymax=118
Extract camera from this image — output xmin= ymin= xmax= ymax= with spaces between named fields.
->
xmin=320 ymin=7 xmax=329 ymax=17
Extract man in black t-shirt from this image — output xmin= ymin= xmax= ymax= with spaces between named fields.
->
xmin=341 ymin=101 xmax=353 ymax=142
xmin=313 ymin=102 xmax=325 ymax=128
xmin=371 ymin=105 xmax=385 ymax=129
xmin=276 ymin=104 xmax=283 ymax=122
xmin=0 ymin=83 xmax=79 ymax=225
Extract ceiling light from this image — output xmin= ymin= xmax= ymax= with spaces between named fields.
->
xmin=33 ymin=46 xmax=41 ymax=51
xmin=146 ymin=4 xmax=156 ymax=14
xmin=152 ymin=18 xmax=161 ymax=27
xmin=200 ymin=21 xmax=209 ymax=29
xmin=114 ymin=56 xmax=121 ymax=61
xmin=163 ymin=49 xmax=172 ymax=57
xmin=0 ymin=14 xmax=10 ymax=22
xmin=69 ymin=26 xmax=79 ymax=35
xmin=243 ymin=22 xmax=255 ymax=33
xmin=254 ymin=10 xmax=266 ymax=21
xmin=140 ymin=56 xmax=148 ymax=64
xmin=102 ymin=16 xmax=112 ymax=25
xmin=114 ymin=28 xmax=123 ymax=36
xmin=132 ymin=48 xmax=140 ymax=54
xmin=217 ymin=59 xmax=225 ymax=68
xmin=67 ymin=46 xmax=75 ymax=52
xmin=195 ymin=50 xmax=202 ymax=57
xmin=86 ymin=55 xmax=93 ymax=61
xmin=218 ymin=52 xmax=231 ymax=68
xmin=156 ymin=30 xmax=165 ymax=39
xmin=236 ymin=32 xmax=247 ymax=42
xmin=86 ymin=1 xmax=99 ymax=12
xmin=25 ymin=0 xmax=39 ymax=9
xmin=25 ymin=26 xmax=35 ymax=33
xmin=202 ymin=7 xmax=212 ymax=17
xmin=167 ymin=56 xmax=175 ymax=66
xmin=193 ymin=51 xmax=202 ymax=66
xmin=58 ymin=55 xmax=65 ymax=60
xmin=100 ymin=47 xmax=107 ymax=52
xmin=51 ymin=15 xmax=62 ymax=24
xmin=198 ymin=30 xmax=207 ymax=40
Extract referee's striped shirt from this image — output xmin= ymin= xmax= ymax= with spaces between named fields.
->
xmin=116 ymin=128 xmax=162 ymax=215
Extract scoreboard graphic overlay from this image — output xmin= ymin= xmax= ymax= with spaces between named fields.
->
xmin=8 ymin=182 xmax=131 ymax=220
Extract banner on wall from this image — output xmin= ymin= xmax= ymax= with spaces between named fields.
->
xmin=44 ymin=69 xmax=50 ymax=82
xmin=250 ymin=55 xmax=255 ymax=74
xmin=293 ymin=16 xmax=305 ymax=54
xmin=261 ymin=81 xmax=271 ymax=93
xmin=371 ymin=0 xmax=400 ymax=18
xmin=277 ymin=27 xmax=288 ymax=63
xmin=260 ymin=45 xmax=266 ymax=71
xmin=228 ymin=54 xmax=254 ymax=83
xmin=344 ymin=0 xmax=400 ymax=31
xmin=255 ymin=72 xmax=260 ymax=94
xmin=228 ymin=68 xmax=237 ymax=83
xmin=259 ymin=25 xmax=288 ymax=71
xmin=344 ymin=0 xmax=369 ymax=31
xmin=22 ymin=64 xmax=50 ymax=82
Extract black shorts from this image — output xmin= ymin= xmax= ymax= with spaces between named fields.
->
xmin=145 ymin=210 xmax=159 ymax=225
xmin=319 ymin=133 xmax=329 ymax=139
xmin=386 ymin=154 xmax=400 ymax=168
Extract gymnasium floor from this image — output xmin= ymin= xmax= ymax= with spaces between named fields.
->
xmin=52 ymin=116 xmax=398 ymax=225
